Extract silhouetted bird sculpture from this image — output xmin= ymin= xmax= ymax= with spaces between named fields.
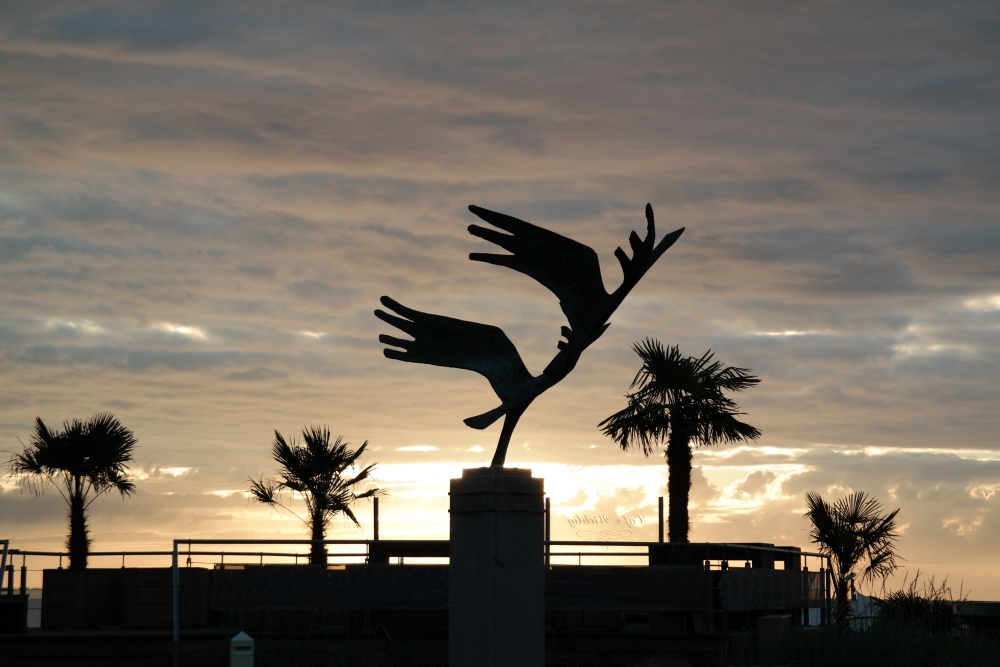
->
xmin=375 ymin=204 xmax=684 ymax=466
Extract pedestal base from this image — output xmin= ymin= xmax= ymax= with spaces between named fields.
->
xmin=449 ymin=467 xmax=544 ymax=667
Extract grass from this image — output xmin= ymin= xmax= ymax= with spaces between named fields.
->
xmin=727 ymin=573 xmax=1000 ymax=667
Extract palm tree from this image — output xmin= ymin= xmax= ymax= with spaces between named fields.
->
xmin=804 ymin=491 xmax=900 ymax=629
xmin=599 ymin=340 xmax=761 ymax=542
xmin=6 ymin=414 xmax=138 ymax=569
xmin=248 ymin=425 xmax=378 ymax=566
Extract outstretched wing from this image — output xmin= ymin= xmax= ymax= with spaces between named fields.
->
xmin=610 ymin=203 xmax=685 ymax=297
xmin=467 ymin=205 xmax=610 ymax=337
xmin=374 ymin=296 xmax=535 ymax=405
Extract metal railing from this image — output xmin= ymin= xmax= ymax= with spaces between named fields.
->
xmin=169 ymin=538 xmax=832 ymax=643
xmin=0 ymin=546 xmax=370 ymax=597
xmin=546 ymin=539 xmax=831 ymax=562
xmin=2 ymin=537 xmax=831 ymax=639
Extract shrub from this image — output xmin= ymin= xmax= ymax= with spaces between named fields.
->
xmin=875 ymin=571 xmax=966 ymax=636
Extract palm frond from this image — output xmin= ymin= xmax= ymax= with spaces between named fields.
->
xmin=598 ymin=396 xmax=671 ymax=456
xmin=694 ymin=411 xmax=762 ymax=446
xmin=247 ymin=475 xmax=280 ymax=505
xmin=271 ymin=431 xmax=301 ymax=479
xmin=6 ymin=445 xmax=50 ymax=496
xmin=8 ymin=446 xmax=45 ymax=477
xmin=712 ymin=365 xmax=762 ymax=393
xmin=341 ymin=505 xmax=361 ymax=528
xmin=340 ymin=461 xmax=377 ymax=489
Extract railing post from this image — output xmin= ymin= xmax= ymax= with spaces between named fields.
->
xmin=20 ymin=557 xmax=27 ymax=596
xmin=172 ymin=540 xmax=180 ymax=643
xmin=657 ymin=497 xmax=664 ymax=543
xmin=373 ymin=497 xmax=379 ymax=541
xmin=825 ymin=557 xmax=832 ymax=626
xmin=0 ymin=540 xmax=8 ymax=591
xmin=544 ymin=497 xmax=551 ymax=567
xmin=803 ymin=564 xmax=810 ymax=626
xmin=819 ymin=565 xmax=826 ymax=625
xmin=6 ymin=563 xmax=13 ymax=595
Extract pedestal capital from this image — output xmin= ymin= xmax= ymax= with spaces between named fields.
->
xmin=450 ymin=466 xmax=544 ymax=513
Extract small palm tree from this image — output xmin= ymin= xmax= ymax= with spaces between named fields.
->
xmin=248 ymin=426 xmax=378 ymax=566
xmin=804 ymin=491 xmax=900 ymax=629
xmin=599 ymin=340 xmax=761 ymax=542
xmin=6 ymin=414 xmax=138 ymax=569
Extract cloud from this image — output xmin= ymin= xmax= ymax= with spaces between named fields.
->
xmin=154 ymin=323 xmax=208 ymax=340
xmin=288 ymin=280 xmax=360 ymax=305
xmin=223 ymin=367 xmax=288 ymax=382
xmin=733 ymin=470 xmax=777 ymax=499
xmin=0 ymin=234 xmax=120 ymax=260
xmin=235 ymin=265 xmax=275 ymax=280
xmin=795 ymin=261 xmax=922 ymax=297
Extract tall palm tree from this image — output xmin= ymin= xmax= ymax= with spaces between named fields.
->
xmin=248 ymin=426 xmax=378 ymax=566
xmin=804 ymin=491 xmax=900 ymax=629
xmin=599 ymin=340 xmax=761 ymax=542
xmin=6 ymin=414 xmax=138 ymax=569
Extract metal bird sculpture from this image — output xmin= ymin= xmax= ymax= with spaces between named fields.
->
xmin=375 ymin=203 xmax=684 ymax=466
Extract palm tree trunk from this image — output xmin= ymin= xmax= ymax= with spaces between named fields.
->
xmin=309 ymin=512 xmax=327 ymax=567
xmin=666 ymin=426 xmax=692 ymax=543
xmin=834 ymin=575 xmax=851 ymax=631
xmin=67 ymin=477 xmax=90 ymax=570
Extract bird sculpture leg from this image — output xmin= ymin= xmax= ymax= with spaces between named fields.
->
xmin=491 ymin=402 xmax=531 ymax=467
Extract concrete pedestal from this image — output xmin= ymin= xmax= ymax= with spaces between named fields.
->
xmin=449 ymin=467 xmax=544 ymax=667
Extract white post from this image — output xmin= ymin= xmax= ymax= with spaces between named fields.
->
xmin=230 ymin=631 xmax=254 ymax=667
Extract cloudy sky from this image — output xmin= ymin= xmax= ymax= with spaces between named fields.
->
xmin=1 ymin=2 xmax=998 ymax=595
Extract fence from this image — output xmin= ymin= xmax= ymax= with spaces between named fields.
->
xmin=166 ymin=538 xmax=830 ymax=642
xmin=0 ymin=537 xmax=831 ymax=639
xmin=2 ymin=542 xmax=832 ymax=592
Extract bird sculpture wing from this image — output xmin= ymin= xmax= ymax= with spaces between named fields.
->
xmin=606 ymin=204 xmax=685 ymax=297
xmin=467 ymin=205 xmax=610 ymax=340
xmin=374 ymin=297 xmax=543 ymax=422
xmin=468 ymin=204 xmax=685 ymax=348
